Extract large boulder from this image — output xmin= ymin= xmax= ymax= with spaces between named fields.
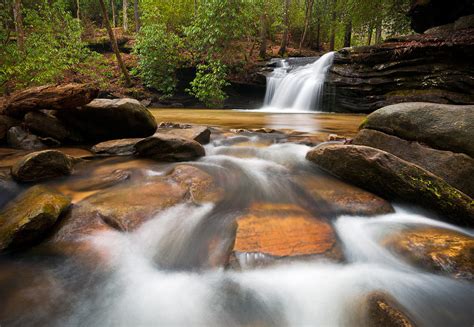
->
xmin=353 ymin=129 xmax=474 ymax=197
xmin=56 ymin=98 xmax=157 ymax=142
xmin=135 ymin=133 xmax=205 ymax=161
xmin=157 ymin=124 xmax=211 ymax=145
xmin=1 ymin=84 xmax=99 ymax=118
xmin=6 ymin=126 xmax=47 ymax=150
xmin=382 ymin=226 xmax=474 ymax=280
xmin=306 ymin=144 xmax=474 ymax=226
xmin=24 ymin=111 xmax=83 ymax=143
xmin=0 ymin=115 xmax=20 ymax=143
xmin=230 ymin=203 xmax=342 ymax=268
xmin=360 ymin=103 xmax=474 ymax=157
xmin=0 ymin=185 xmax=70 ymax=251
xmin=11 ymin=150 xmax=74 ymax=183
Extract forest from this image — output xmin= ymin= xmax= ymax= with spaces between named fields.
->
xmin=1 ymin=0 xmax=411 ymax=106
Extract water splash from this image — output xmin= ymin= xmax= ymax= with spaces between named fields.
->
xmin=262 ymin=52 xmax=335 ymax=112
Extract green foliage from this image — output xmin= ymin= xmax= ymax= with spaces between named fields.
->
xmin=132 ymin=23 xmax=182 ymax=97
xmin=187 ymin=60 xmax=229 ymax=108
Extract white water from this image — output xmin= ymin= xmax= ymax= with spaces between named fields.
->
xmin=262 ymin=52 xmax=335 ymax=112
xmin=56 ymin=139 xmax=474 ymax=327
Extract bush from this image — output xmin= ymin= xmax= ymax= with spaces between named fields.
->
xmin=132 ymin=23 xmax=182 ymax=97
xmin=187 ymin=59 xmax=229 ymax=108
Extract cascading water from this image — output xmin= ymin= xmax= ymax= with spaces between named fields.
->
xmin=262 ymin=52 xmax=335 ymax=112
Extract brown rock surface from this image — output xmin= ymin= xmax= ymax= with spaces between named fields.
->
xmin=135 ymin=133 xmax=205 ymax=162
xmin=11 ymin=150 xmax=74 ymax=182
xmin=157 ymin=125 xmax=211 ymax=145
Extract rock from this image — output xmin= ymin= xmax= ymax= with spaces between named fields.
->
xmin=295 ymin=173 xmax=394 ymax=217
xmin=408 ymin=0 xmax=474 ymax=33
xmin=0 ymin=185 xmax=70 ymax=251
xmin=361 ymin=103 xmax=474 ymax=157
xmin=56 ymin=98 xmax=157 ymax=142
xmin=306 ymin=144 xmax=474 ymax=226
xmin=0 ymin=115 xmax=20 ymax=143
xmin=0 ymin=171 xmax=20 ymax=209
xmin=349 ymin=291 xmax=415 ymax=327
xmin=91 ymin=138 xmax=142 ymax=155
xmin=68 ymin=169 xmax=131 ymax=192
xmin=327 ymin=29 xmax=474 ymax=112
xmin=230 ymin=203 xmax=342 ymax=268
xmin=424 ymin=23 xmax=454 ymax=34
xmin=11 ymin=150 xmax=74 ymax=183
xmin=454 ymin=14 xmax=474 ymax=30
xmin=7 ymin=126 xmax=46 ymax=150
xmin=353 ymin=129 xmax=474 ymax=197
xmin=2 ymin=83 xmax=99 ymax=118
xmin=135 ymin=133 xmax=205 ymax=162
xmin=382 ymin=226 xmax=474 ymax=280
xmin=24 ymin=111 xmax=82 ymax=143
xmin=157 ymin=125 xmax=211 ymax=145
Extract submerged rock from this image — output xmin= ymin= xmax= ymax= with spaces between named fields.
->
xmin=56 ymin=98 xmax=157 ymax=142
xmin=11 ymin=150 xmax=74 ymax=183
xmin=353 ymin=129 xmax=474 ymax=197
xmin=295 ymin=173 xmax=394 ymax=217
xmin=0 ymin=171 xmax=20 ymax=209
xmin=7 ymin=126 xmax=46 ymax=150
xmin=135 ymin=133 xmax=205 ymax=161
xmin=230 ymin=203 xmax=342 ymax=268
xmin=360 ymin=103 xmax=474 ymax=157
xmin=382 ymin=226 xmax=474 ymax=280
xmin=306 ymin=144 xmax=474 ymax=226
xmin=348 ymin=291 xmax=415 ymax=327
xmin=2 ymin=83 xmax=99 ymax=118
xmin=0 ymin=185 xmax=70 ymax=251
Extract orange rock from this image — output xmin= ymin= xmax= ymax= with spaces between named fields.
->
xmin=233 ymin=203 xmax=342 ymax=263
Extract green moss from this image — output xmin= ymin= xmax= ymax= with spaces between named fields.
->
xmin=359 ymin=117 xmax=369 ymax=130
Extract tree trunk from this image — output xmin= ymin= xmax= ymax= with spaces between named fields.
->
xmin=122 ymin=0 xmax=128 ymax=32
xmin=343 ymin=19 xmax=352 ymax=48
xmin=299 ymin=0 xmax=314 ymax=53
xmin=111 ymin=0 xmax=116 ymax=28
xmin=12 ymin=0 xmax=24 ymax=52
xmin=99 ymin=0 xmax=131 ymax=86
xmin=278 ymin=0 xmax=290 ymax=57
xmin=133 ymin=0 xmax=140 ymax=32
xmin=259 ymin=12 xmax=267 ymax=59
xmin=329 ymin=0 xmax=337 ymax=51
xmin=367 ymin=25 xmax=373 ymax=45
xmin=375 ymin=21 xmax=382 ymax=44
xmin=315 ymin=17 xmax=320 ymax=51
xmin=194 ymin=0 xmax=198 ymax=16
xmin=76 ymin=0 xmax=80 ymax=19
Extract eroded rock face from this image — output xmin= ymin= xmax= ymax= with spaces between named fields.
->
xmin=2 ymin=84 xmax=99 ymax=118
xmin=328 ymin=29 xmax=474 ymax=112
xmin=295 ymin=173 xmax=394 ymax=217
xmin=25 ymin=111 xmax=83 ymax=143
xmin=306 ymin=144 xmax=474 ymax=226
xmin=231 ymin=202 xmax=342 ymax=268
xmin=7 ymin=126 xmax=46 ymax=150
xmin=0 ymin=185 xmax=70 ymax=251
xmin=11 ymin=150 xmax=74 ymax=183
xmin=382 ymin=226 xmax=474 ymax=280
xmin=135 ymin=133 xmax=205 ymax=161
xmin=353 ymin=129 xmax=474 ymax=197
xmin=56 ymin=98 xmax=157 ymax=142
xmin=360 ymin=103 xmax=474 ymax=157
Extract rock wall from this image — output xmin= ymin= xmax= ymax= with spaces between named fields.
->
xmin=327 ymin=21 xmax=474 ymax=113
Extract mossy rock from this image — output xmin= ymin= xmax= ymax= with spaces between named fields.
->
xmin=0 ymin=185 xmax=70 ymax=251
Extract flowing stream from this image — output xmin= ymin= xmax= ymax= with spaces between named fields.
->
xmin=262 ymin=52 xmax=335 ymax=112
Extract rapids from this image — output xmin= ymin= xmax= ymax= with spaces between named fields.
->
xmin=0 ymin=113 xmax=472 ymax=327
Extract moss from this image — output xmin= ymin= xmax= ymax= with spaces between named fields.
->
xmin=359 ymin=117 xmax=369 ymax=130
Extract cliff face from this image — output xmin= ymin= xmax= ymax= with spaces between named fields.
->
xmin=327 ymin=25 xmax=474 ymax=113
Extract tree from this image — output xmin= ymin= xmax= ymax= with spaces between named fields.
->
xmin=122 ymin=0 xmax=128 ymax=31
xmin=133 ymin=0 xmax=140 ymax=32
xmin=12 ymin=0 xmax=24 ymax=52
xmin=278 ymin=0 xmax=290 ymax=56
xmin=299 ymin=0 xmax=314 ymax=52
xmin=98 ymin=0 xmax=131 ymax=85
xmin=329 ymin=0 xmax=337 ymax=51
xmin=259 ymin=11 xmax=267 ymax=58
xmin=110 ymin=0 xmax=116 ymax=27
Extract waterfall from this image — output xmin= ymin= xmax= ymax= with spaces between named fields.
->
xmin=262 ymin=51 xmax=335 ymax=112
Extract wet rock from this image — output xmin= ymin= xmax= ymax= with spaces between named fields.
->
xmin=135 ymin=133 xmax=205 ymax=162
xmin=2 ymin=83 xmax=99 ymax=118
xmin=295 ymin=173 xmax=394 ymax=217
xmin=11 ymin=150 xmax=74 ymax=183
xmin=7 ymin=126 xmax=46 ymax=150
xmin=353 ymin=129 xmax=474 ymax=197
xmin=24 ymin=111 xmax=83 ymax=143
xmin=91 ymin=138 xmax=143 ymax=156
xmin=56 ymin=98 xmax=157 ymax=142
xmin=0 ymin=115 xmax=20 ymax=143
xmin=68 ymin=169 xmax=131 ymax=192
xmin=157 ymin=125 xmax=211 ymax=145
xmin=0 ymin=185 xmax=70 ymax=251
xmin=230 ymin=203 xmax=342 ymax=268
xmin=361 ymin=103 xmax=474 ymax=157
xmin=349 ymin=291 xmax=415 ymax=327
xmin=382 ymin=226 xmax=474 ymax=280
xmin=0 ymin=171 xmax=20 ymax=209
xmin=306 ymin=144 xmax=474 ymax=226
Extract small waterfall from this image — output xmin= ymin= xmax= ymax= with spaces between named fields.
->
xmin=263 ymin=52 xmax=335 ymax=112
